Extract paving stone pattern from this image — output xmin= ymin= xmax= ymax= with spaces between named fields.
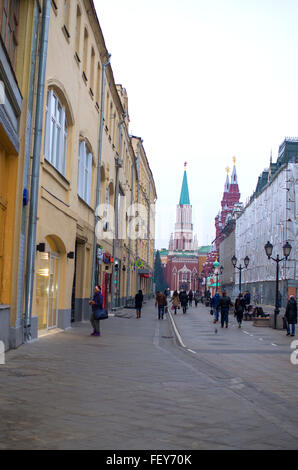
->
xmin=0 ymin=301 xmax=297 ymax=450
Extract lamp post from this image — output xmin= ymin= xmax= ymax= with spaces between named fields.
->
xmin=201 ymin=270 xmax=209 ymax=298
xmin=231 ymin=255 xmax=250 ymax=294
xmin=264 ymin=241 xmax=292 ymax=330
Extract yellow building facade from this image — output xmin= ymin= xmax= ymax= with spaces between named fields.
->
xmin=0 ymin=0 xmax=157 ymax=347
xmin=0 ymin=0 xmax=157 ymax=348
xmin=0 ymin=0 xmax=42 ymax=349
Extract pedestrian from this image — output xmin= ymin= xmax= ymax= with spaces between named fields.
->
xmin=211 ymin=292 xmax=220 ymax=323
xmin=218 ymin=291 xmax=233 ymax=328
xmin=234 ymin=293 xmax=245 ymax=328
xmin=179 ymin=290 xmax=188 ymax=314
xmin=89 ymin=285 xmax=103 ymax=336
xmin=194 ymin=290 xmax=200 ymax=307
xmin=188 ymin=289 xmax=193 ymax=307
xmin=170 ymin=290 xmax=180 ymax=314
xmin=135 ymin=289 xmax=144 ymax=318
xmin=284 ymin=295 xmax=297 ymax=337
xmin=243 ymin=290 xmax=251 ymax=312
xmin=206 ymin=290 xmax=211 ymax=306
xmin=155 ymin=291 xmax=167 ymax=320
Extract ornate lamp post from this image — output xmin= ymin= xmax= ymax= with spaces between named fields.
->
xmin=201 ymin=269 xmax=211 ymax=298
xmin=231 ymin=255 xmax=250 ymax=294
xmin=264 ymin=241 xmax=292 ymax=330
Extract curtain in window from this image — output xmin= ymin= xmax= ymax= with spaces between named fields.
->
xmin=44 ymin=90 xmax=68 ymax=176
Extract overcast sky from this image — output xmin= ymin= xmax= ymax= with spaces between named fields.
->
xmin=94 ymin=0 xmax=298 ymax=249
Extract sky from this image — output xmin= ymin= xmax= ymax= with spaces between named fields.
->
xmin=94 ymin=0 xmax=298 ymax=249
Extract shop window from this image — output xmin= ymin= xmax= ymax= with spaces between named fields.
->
xmin=44 ymin=89 xmax=68 ymax=176
xmin=78 ymin=140 xmax=92 ymax=205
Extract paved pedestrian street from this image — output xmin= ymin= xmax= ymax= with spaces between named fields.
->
xmin=0 ymin=300 xmax=297 ymax=450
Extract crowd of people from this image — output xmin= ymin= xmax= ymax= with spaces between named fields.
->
xmin=152 ymin=288 xmax=297 ymax=335
xmin=88 ymin=285 xmax=297 ymax=338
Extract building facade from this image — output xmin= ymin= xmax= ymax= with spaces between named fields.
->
xmin=235 ymin=140 xmax=297 ymax=312
xmin=0 ymin=0 xmax=40 ymax=350
xmin=0 ymin=0 xmax=156 ymax=349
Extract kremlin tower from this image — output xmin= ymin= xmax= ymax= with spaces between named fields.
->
xmin=215 ymin=157 xmax=241 ymax=252
xmin=165 ymin=164 xmax=199 ymax=291
xmin=203 ymin=158 xmax=242 ymax=284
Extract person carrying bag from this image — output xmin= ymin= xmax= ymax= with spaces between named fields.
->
xmin=89 ymin=285 xmax=108 ymax=336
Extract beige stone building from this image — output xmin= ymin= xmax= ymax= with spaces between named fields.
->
xmin=26 ymin=0 xmax=156 ymax=337
xmin=0 ymin=0 xmax=156 ymax=348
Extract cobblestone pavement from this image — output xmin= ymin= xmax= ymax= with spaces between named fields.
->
xmin=0 ymin=300 xmax=297 ymax=450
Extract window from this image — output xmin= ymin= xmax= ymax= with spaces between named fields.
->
xmin=75 ymin=5 xmax=81 ymax=59
xmin=0 ymin=0 xmax=20 ymax=69
xmin=78 ymin=140 xmax=92 ymax=205
xmin=64 ymin=0 xmax=70 ymax=33
xmin=83 ymin=27 xmax=88 ymax=77
xmin=44 ymin=90 xmax=68 ymax=175
xmin=95 ymin=62 xmax=101 ymax=106
xmin=90 ymin=47 xmax=95 ymax=94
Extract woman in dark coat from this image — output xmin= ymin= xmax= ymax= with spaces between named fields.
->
xmin=89 ymin=285 xmax=103 ymax=336
xmin=234 ymin=293 xmax=245 ymax=328
xmin=135 ymin=290 xmax=144 ymax=318
xmin=285 ymin=295 xmax=297 ymax=337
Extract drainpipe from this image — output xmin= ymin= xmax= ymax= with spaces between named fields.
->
xmin=147 ymin=180 xmax=151 ymax=296
xmin=136 ymin=139 xmax=142 ymax=293
xmin=126 ymin=139 xmax=142 ymax=302
xmin=111 ymin=113 xmax=126 ymax=308
xmin=91 ymin=54 xmax=111 ymax=296
xmin=24 ymin=0 xmax=51 ymax=342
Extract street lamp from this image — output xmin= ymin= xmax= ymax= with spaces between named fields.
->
xmin=231 ymin=255 xmax=250 ymax=293
xmin=264 ymin=241 xmax=292 ymax=329
xmin=213 ymin=261 xmax=223 ymax=293
xmin=201 ymin=269 xmax=211 ymax=298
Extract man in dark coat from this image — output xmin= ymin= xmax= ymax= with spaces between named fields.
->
xmin=135 ymin=290 xmax=144 ymax=319
xmin=243 ymin=290 xmax=251 ymax=312
xmin=179 ymin=290 xmax=189 ymax=314
xmin=218 ymin=291 xmax=233 ymax=328
xmin=211 ymin=293 xmax=220 ymax=323
xmin=285 ymin=295 xmax=297 ymax=337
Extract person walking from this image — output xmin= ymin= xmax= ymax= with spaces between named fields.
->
xmin=188 ymin=289 xmax=193 ymax=307
xmin=155 ymin=291 xmax=167 ymax=320
xmin=194 ymin=290 xmax=200 ymax=307
xmin=89 ymin=285 xmax=103 ymax=336
xmin=234 ymin=293 xmax=245 ymax=328
xmin=218 ymin=291 xmax=233 ymax=328
xmin=179 ymin=290 xmax=188 ymax=314
xmin=285 ymin=295 xmax=297 ymax=337
xmin=244 ymin=290 xmax=251 ymax=313
xmin=135 ymin=289 xmax=144 ymax=318
xmin=170 ymin=290 xmax=180 ymax=314
xmin=211 ymin=292 xmax=220 ymax=323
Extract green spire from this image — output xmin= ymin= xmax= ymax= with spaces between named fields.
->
xmin=179 ymin=170 xmax=190 ymax=205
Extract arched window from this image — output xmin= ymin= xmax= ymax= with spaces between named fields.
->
xmin=44 ymin=89 xmax=68 ymax=175
xmin=78 ymin=140 xmax=92 ymax=205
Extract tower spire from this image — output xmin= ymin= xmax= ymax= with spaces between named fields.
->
xmin=230 ymin=156 xmax=238 ymax=185
xmin=179 ymin=165 xmax=190 ymax=205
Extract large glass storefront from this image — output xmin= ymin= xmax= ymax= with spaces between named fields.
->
xmin=36 ymin=251 xmax=60 ymax=330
